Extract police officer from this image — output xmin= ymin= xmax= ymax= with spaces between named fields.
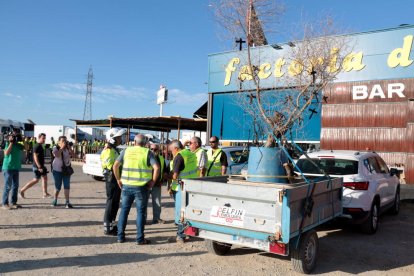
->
xmin=206 ymin=136 xmax=228 ymax=176
xmin=168 ymin=140 xmax=198 ymax=243
xmin=101 ymin=128 xmax=126 ymax=235
xmin=113 ymin=134 xmax=160 ymax=244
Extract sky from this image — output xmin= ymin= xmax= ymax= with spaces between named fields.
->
xmin=1 ymin=0 xmax=413 ymax=126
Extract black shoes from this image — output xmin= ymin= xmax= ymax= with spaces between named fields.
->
xmin=136 ymin=239 xmax=151 ymax=245
xmin=152 ymin=219 xmax=166 ymax=224
xmin=104 ymin=226 xmax=118 ymax=236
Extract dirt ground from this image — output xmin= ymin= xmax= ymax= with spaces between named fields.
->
xmin=1 ymin=164 xmax=414 ymax=276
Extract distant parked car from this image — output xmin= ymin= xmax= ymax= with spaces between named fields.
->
xmin=82 ymin=145 xmax=126 ymax=181
xmin=295 ymin=150 xmax=400 ymax=234
xmin=221 ymin=146 xmax=249 ymax=175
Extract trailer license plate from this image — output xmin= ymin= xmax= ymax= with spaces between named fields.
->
xmin=235 ymin=236 xmax=269 ymax=251
xmin=210 ymin=206 xmax=246 ymax=227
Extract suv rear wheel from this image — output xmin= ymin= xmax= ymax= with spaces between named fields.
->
xmin=361 ymin=201 xmax=379 ymax=234
xmin=389 ymin=188 xmax=400 ymax=215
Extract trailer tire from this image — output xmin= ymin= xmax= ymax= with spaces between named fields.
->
xmin=205 ymin=239 xmax=232 ymax=256
xmin=291 ymin=230 xmax=318 ymax=274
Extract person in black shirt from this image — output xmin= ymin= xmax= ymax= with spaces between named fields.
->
xmin=19 ymin=133 xmax=51 ymax=199
xmin=147 ymin=143 xmax=169 ymax=224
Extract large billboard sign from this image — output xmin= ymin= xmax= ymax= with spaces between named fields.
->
xmin=208 ymin=25 xmax=414 ymax=94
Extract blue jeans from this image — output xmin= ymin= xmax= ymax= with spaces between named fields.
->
xmin=2 ymin=170 xmax=19 ymax=205
xmin=148 ymin=185 xmax=162 ymax=221
xmin=173 ymin=191 xmax=185 ymax=239
xmin=53 ymin=171 xmax=71 ymax=191
xmin=117 ymin=185 xmax=149 ymax=242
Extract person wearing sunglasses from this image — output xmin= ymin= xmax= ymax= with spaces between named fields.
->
xmin=206 ymin=136 xmax=228 ymax=176
xmin=188 ymin=137 xmax=207 ymax=177
xmin=148 ymin=143 xmax=168 ymax=224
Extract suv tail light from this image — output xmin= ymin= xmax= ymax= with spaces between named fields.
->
xmin=343 ymin=181 xmax=369 ymax=190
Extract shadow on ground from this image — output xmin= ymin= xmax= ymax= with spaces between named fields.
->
xmin=0 ymin=220 xmax=102 ymax=229
xmin=0 ymin=251 xmax=206 ymax=273
xmin=0 ymin=236 xmax=115 ymax=249
xmin=214 ymin=202 xmax=414 ymax=274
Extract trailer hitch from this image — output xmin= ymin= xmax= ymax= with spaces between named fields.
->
xmin=268 ymin=231 xmax=282 ymax=242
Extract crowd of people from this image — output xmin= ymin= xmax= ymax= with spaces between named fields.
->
xmin=1 ymin=131 xmax=75 ymax=209
xmin=1 ymin=127 xmax=229 ymax=245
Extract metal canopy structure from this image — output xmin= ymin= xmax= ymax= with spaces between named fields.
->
xmin=193 ymin=101 xmax=208 ymax=119
xmin=70 ymin=116 xmax=207 ymax=142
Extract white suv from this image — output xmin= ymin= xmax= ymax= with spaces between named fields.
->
xmin=295 ymin=150 xmax=400 ymax=234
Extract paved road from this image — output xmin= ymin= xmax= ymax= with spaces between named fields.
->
xmin=0 ymin=164 xmax=413 ymax=275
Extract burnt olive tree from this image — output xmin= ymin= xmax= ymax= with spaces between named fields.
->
xmin=211 ymin=0 xmax=351 ymax=146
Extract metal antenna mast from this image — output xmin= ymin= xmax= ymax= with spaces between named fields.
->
xmin=83 ymin=65 xmax=93 ymax=120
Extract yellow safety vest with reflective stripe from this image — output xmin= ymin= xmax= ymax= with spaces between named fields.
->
xmin=207 ymin=148 xmax=223 ymax=176
xmin=170 ymin=149 xmax=198 ymax=191
xmin=121 ymin=147 xmax=152 ymax=186
xmin=159 ymin=155 xmax=165 ymax=181
xmin=100 ymin=147 xmax=119 ymax=170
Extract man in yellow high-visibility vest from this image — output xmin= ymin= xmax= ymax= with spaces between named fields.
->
xmin=206 ymin=136 xmax=228 ymax=176
xmin=113 ymin=134 xmax=160 ymax=245
xmin=168 ymin=140 xmax=198 ymax=243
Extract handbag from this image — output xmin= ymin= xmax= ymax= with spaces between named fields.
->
xmin=62 ymin=163 xmax=74 ymax=176
xmin=61 ymin=149 xmax=74 ymax=176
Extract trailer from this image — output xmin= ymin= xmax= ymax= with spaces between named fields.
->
xmin=77 ymin=127 xmax=105 ymax=142
xmin=34 ymin=125 xmax=75 ymax=145
xmin=175 ymin=176 xmax=343 ymax=274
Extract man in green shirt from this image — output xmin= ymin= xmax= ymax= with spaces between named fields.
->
xmin=2 ymin=131 xmax=24 ymax=209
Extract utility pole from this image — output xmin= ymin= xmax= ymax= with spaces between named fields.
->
xmin=83 ymin=65 xmax=93 ymax=120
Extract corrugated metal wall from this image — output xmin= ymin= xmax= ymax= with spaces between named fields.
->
xmin=325 ymin=79 xmax=414 ymax=104
xmin=409 ymin=101 xmax=414 ymax=122
xmin=321 ymin=79 xmax=414 ymax=184
xmin=406 ymin=154 xmax=414 ymax=185
xmin=321 ymin=128 xmax=406 ymax=152
xmin=322 ymin=103 xmax=408 ymax=128
xmin=376 ymin=152 xmax=407 ymax=166
xmin=408 ymin=123 xmax=414 ymax=153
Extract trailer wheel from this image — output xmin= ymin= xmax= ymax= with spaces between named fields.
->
xmin=205 ymin=239 xmax=232 ymax=256
xmin=291 ymin=230 xmax=318 ymax=274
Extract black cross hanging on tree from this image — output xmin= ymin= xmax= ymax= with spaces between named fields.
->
xmin=236 ymin=37 xmax=246 ymax=51
xmin=310 ymin=69 xmax=317 ymax=84
xmin=247 ymin=93 xmax=257 ymax=104
xmin=308 ymin=108 xmax=318 ymax=119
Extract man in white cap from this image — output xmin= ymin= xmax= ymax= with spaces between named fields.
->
xmin=100 ymin=128 xmax=126 ymax=235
